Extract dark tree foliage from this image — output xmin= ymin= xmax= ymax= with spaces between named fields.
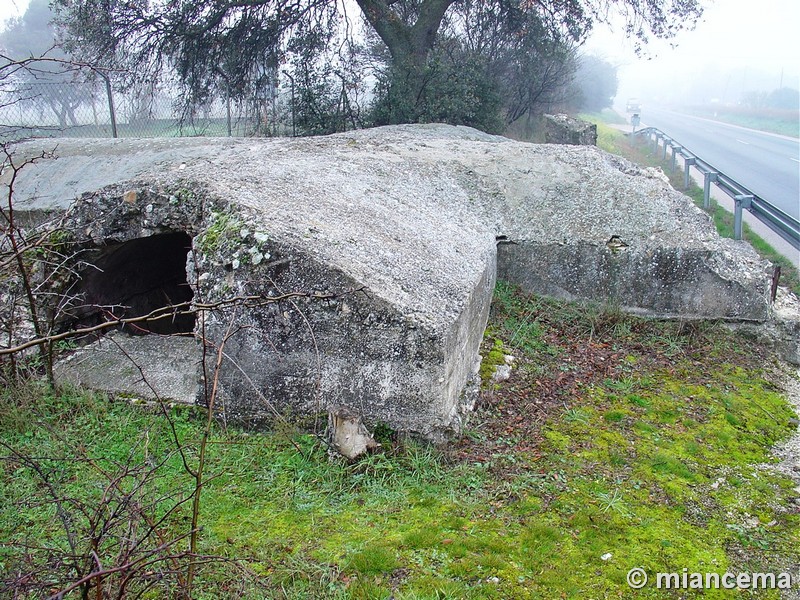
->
xmin=374 ymin=0 xmax=582 ymax=132
xmin=369 ymin=0 xmax=580 ymax=129
xmin=370 ymin=38 xmax=506 ymax=132
xmin=56 ymin=0 xmax=337 ymax=103
xmin=52 ymin=0 xmax=703 ymax=130
xmin=467 ymin=4 xmax=580 ymax=126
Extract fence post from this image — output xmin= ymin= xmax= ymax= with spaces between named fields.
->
xmin=671 ymin=145 xmax=682 ymax=173
xmin=653 ymin=132 xmax=659 ymax=153
xmin=662 ymin=138 xmax=670 ymax=161
xmin=101 ymin=73 xmax=118 ymax=138
xmin=683 ymin=157 xmax=696 ymax=190
xmin=703 ymin=171 xmax=717 ymax=209
xmin=226 ymin=95 xmax=232 ymax=137
xmin=733 ymin=194 xmax=753 ymax=240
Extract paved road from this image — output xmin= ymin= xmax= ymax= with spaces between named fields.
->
xmin=639 ymin=107 xmax=799 ymax=220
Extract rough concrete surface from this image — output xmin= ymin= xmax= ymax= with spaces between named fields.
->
xmin=54 ymin=332 xmax=200 ymax=404
xmin=5 ymin=124 xmax=788 ymax=437
xmin=771 ymin=369 xmax=800 ymax=492
xmin=543 ymin=113 xmax=598 ymax=146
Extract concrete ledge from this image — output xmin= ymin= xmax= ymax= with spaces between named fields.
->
xmin=55 ymin=333 xmax=201 ymax=404
xmin=498 ymin=242 xmax=770 ymax=321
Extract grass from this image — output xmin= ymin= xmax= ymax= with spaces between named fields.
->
xmin=1 ymin=282 xmax=798 ymax=598
xmin=680 ymin=105 xmax=799 ymax=139
xmin=580 ymin=112 xmax=800 ymax=296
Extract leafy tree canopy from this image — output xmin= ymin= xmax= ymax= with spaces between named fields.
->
xmin=52 ymin=0 xmax=703 ymax=128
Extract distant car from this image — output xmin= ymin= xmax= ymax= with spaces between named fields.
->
xmin=626 ymin=98 xmax=641 ymax=113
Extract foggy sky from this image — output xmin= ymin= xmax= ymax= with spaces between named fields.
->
xmin=584 ymin=0 xmax=800 ymax=107
xmin=0 ymin=0 xmax=25 ymax=29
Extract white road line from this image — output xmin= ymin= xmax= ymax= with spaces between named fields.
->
xmin=736 ymin=139 xmax=750 ymax=145
xmin=791 ymin=157 xmax=800 ymax=163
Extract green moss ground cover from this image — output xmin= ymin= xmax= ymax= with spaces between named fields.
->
xmin=1 ymin=282 xmax=798 ymax=598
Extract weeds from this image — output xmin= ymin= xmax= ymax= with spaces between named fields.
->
xmin=2 ymin=283 xmax=798 ymax=598
xmin=594 ymin=488 xmax=631 ymax=516
xmin=563 ymin=407 xmax=591 ymax=424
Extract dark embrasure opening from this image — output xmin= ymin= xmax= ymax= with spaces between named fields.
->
xmin=74 ymin=232 xmax=195 ymax=335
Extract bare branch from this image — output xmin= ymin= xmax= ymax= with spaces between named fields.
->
xmin=0 ymin=290 xmax=340 ymax=356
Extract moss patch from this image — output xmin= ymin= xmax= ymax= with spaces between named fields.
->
xmin=479 ymin=337 xmax=508 ymax=388
xmin=1 ymin=284 xmax=798 ymax=598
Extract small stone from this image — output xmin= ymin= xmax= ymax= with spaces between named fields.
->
xmin=600 ymin=553 xmax=612 ymax=561
xmin=488 ymin=577 xmax=500 ymax=584
xmin=254 ymin=231 xmax=269 ymax=243
xmin=492 ymin=365 xmax=512 ymax=382
xmin=328 ymin=405 xmax=379 ymax=460
xmin=744 ymin=517 xmax=760 ymax=529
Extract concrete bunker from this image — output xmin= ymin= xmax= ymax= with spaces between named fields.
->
xmin=8 ymin=124 xmax=793 ymax=441
xmin=73 ymin=231 xmax=195 ymax=334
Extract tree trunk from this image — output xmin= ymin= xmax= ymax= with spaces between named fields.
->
xmin=355 ymin=0 xmax=453 ymax=123
xmin=381 ymin=52 xmax=430 ymax=123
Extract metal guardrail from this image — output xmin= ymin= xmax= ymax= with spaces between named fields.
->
xmin=633 ymin=126 xmax=800 ymax=251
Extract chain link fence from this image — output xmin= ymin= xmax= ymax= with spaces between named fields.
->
xmin=0 ymin=77 xmax=294 ymax=141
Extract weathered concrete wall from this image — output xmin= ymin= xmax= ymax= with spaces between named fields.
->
xmin=48 ymin=175 xmax=494 ymax=438
xmin=4 ymin=124 xmax=782 ymax=436
xmin=498 ymin=244 xmax=769 ymax=320
xmin=543 ymin=114 xmax=598 ymax=146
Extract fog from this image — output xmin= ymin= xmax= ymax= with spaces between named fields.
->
xmin=584 ymin=0 xmax=800 ymax=110
xmin=0 ymin=0 xmax=25 ymax=29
